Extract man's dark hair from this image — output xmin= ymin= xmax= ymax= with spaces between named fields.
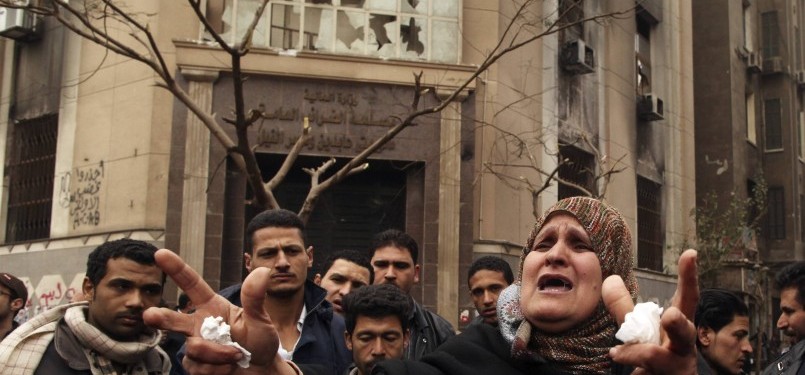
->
xmin=178 ymin=292 xmax=191 ymax=310
xmin=694 ymin=288 xmax=749 ymax=346
xmin=343 ymin=284 xmax=411 ymax=334
xmin=467 ymin=256 xmax=514 ymax=286
xmin=319 ymin=249 xmax=374 ymax=282
xmin=775 ymin=261 xmax=805 ymax=305
xmin=244 ymin=209 xmax=305 ymax=253
xmin=86 ymin=239 xmax=160 ymax=286
xmin=369 ymin=229 xmax=418 ymax=264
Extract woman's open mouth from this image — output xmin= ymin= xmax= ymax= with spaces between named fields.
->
xmin=537 ymin=275 xmax=573 ymax=292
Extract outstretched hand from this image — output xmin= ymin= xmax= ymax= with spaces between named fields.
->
xmin=603 ymin=249 xmax=699 ymax=375
xmin=143 ymin=249 xmax=296 ymax=375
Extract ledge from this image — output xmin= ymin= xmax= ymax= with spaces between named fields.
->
xmin=173 ymin=40 xmax=479 ymax=92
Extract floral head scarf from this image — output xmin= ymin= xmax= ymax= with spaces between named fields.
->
xmin=498 ymin=196 xmax=638 ymax=374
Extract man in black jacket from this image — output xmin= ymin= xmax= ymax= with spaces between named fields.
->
xmin=368 ymin=229 xmax=454 ymax=360
xmin=763 ymin=261 xmax=805 ymax=375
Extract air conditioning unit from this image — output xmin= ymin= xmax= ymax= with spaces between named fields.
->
xmin=0 ymin=7 xmax=42 ymax=42
xmin=763 ymin=56 xmax=784 ymax=74
xmin=561 ymin=39 xmax=595 ymax=75
xmin=746 ymin=52 xmax=761 ymax=73
xmin=637 ymin=94 xmax=664 ymax=121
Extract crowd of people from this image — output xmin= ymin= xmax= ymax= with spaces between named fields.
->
xmin=0 ymin=196 xmax=803 ymax=375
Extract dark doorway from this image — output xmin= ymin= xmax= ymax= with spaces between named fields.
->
xmin=247 ymin=154 xmax=411 ymax=276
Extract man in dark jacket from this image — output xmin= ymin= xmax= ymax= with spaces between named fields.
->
xmin=764 ymin=262 xmax=805 ymax=375
xmin=369 ymin=229 xmax=455 ymax=360
xmin=225 ymin=209 xmax=350 ymax=375
xmin=467 ymin=256 xmax=513 ymax=327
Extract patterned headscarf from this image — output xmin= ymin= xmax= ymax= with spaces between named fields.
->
xmin=498 ymin=196 xmax=638 ymax=374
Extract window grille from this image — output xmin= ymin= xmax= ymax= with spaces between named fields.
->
xmin=767 ymin=186 xmax=785 ymax=240
xmin=219 ymin=0 xmax=460 ymax=64
xmin=558 ymin=145 xmax=596 ymax=199
xmin=5 ymin=113 xmax=58 ymax=242
xmin=761 ymin=11 xmax=780 ymax=58
xmin=637 ymin=176 xmax=663 ymax=271
xmin=764 ymin=98 xmax=782 ymax=150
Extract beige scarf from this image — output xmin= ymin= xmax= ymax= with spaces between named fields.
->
xmin=63 ymin=305 xmax=168 ymax=375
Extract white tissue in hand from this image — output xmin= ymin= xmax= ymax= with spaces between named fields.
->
xmin=615 ymin=302 xmax=663 ymax=345
xmin=200 ymin=316 xmax=252 ymax=368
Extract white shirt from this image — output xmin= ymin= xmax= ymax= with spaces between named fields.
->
xmin=277 ymin=305 xmax=307 ymax=360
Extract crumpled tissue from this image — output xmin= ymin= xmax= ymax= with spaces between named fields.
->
xmin=200 ymin=316 xmax=252 ymax=368
xmin=615 ymin=302 xmax=663 ymax=345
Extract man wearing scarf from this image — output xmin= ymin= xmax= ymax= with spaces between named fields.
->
xmin=0 ymin=239 xmax=171 ymax=375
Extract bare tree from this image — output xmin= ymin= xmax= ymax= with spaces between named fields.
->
xmin=3 ymin=0 xmax=632 ymax=222
xmin=482 ymin=125 xmax=627 ymax=220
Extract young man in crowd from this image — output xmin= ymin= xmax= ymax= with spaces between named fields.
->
xmin=313 ymin=249 xmax=373 ymax=315
xmin=694 ymin=289 xmax=753 ymax=375
xmin=0 ymin=272 xmax=28 ymax=339
xmin=369 ymin=229 xmax=454 ymax=360
xmin=217 ymin=209 xmax=350 ymax=375
xmin=0 ymin=239 xmax=171 ymax=374
xmin=764 ymin=261 xmax=805 ymax=375
xmin=342 ymin=284 xmax=411 ymax=375
xmin=466 ymin=256 xmax=513 ymax=326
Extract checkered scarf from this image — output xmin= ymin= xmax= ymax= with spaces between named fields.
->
xmin=63 ymin=305 xmax=167 ymax=375
xmin=499 ymin=197 xmax=638 ymax=374
xmin=0 ymin=302 xmax=167 ymax=375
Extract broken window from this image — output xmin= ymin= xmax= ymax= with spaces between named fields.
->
xmin=220 ymin=0 xmax=460 ymax=63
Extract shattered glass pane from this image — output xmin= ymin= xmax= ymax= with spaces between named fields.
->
xmin=365 ymin=0 xmax=396 ymax=12
xmin=433 ymin=0 xmax=458 ymax=17
xmin=431 ymin=20 xmax=458 ymax=63
xmin=219 ymin=0 xmax=236 ymax=44
xmin=366 ymin=13 xmax=397 ymax=57
xmin=338 ymin=0 xmax=366 ymax=7
xmin=400 ymin=16 xmax=426 ymax=59
xmin=306 ymin=7 xmax=335 ymax=52
xmin=335 ymin=10 xmax=367 ymax=54
xmin=270 ymin=3 xmax=302 ymax=50
xmin=238 ymin=0 xmax=268 ymax=47
xmin=401 ymin=0 xmax=428 ymax=14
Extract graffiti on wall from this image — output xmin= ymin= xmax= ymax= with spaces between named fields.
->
xmin=14 ymin=273 xmax=85 ymax=324
xmin=58 ymin=161 xmax=104 ymax=229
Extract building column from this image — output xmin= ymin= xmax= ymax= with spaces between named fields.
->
xmin=436 ymin=90 xmax=466 ymax=327
xmin=179 ymin=68 xmax=218 ymax=278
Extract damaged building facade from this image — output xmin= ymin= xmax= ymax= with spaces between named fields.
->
xmin=693 ymin=0 xmax=805 ymax=363
xmin=0 ymin=0 xmax=694 ymax=328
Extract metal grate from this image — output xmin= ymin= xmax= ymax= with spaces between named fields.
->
xmin=637 ymin=176 xmax=663 ymax=271
xmin=764 ymin=99 xmax=782 ymax=150
xmin=5 ymin=113 xmax=58 ymax=242
xmin=558 ymin=145 xmax=596 ymax=199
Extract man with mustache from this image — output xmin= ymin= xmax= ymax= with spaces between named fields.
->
xmin=342 ymin=284 xmax=410 ymax=375
xmin=369 ymin=229 xmax=454 ymax=360
xmin=0 ymin=239 xmax=171 ymax=374
xmin=217 ymin=209 xmax=351 ymax=375
xmin=467 ymin=256 xmax=513 ymax=326
xmin=764 ymin=261 xmax=805 ymax=375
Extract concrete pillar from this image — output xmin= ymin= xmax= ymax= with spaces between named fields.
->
xmin=179 ymin=68 xmax=218 ymax=277
xmin=49 ymin=30 xmax=82 ymax=237
xmin=436 ymin=90 xmax=466 ymax=327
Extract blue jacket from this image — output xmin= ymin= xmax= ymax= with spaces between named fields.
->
xmin=177 ymin=280 xmax=351 ymax=375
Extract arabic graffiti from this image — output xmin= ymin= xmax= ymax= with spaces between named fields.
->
xmin=60 ymin=162 xmax=105 ymax=229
